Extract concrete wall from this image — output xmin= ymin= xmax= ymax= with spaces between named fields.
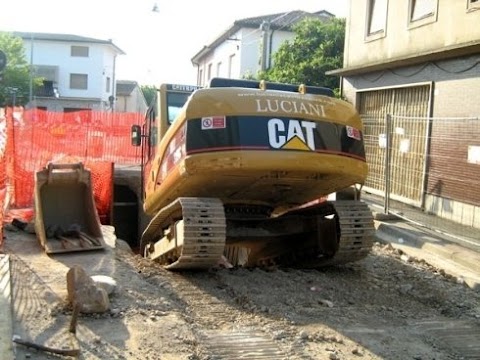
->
xmin=425 ymin=195 xmax=480 ymax=229
xmin=35 ymin=98 xmax=105 ymax=112
xmin=195 ymin=44 xmax=220 ymax=86
xmin=239 ymin=27 xmax=261 ymax=77
xmin=342 ymin=54 xmax=480 ymax=118
xmin=344 ymin=0 xmax=480 ymax=68
xmin=116 ymin=86 xmax=148 ymax=114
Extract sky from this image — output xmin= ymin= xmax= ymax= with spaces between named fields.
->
xmin=0 ymin=0 xmax=348 ymax=86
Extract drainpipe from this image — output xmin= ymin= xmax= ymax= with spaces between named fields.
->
xmin=111 ymin=54 xmax=117 ymax=112
xmin=268 ymin=28 xmax=275 ymax=70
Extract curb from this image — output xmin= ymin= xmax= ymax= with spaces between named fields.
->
xmin=0 ymin=254 xmax=14 ymax=359
xmin=374 ymin=220 xmax=480 ymax=291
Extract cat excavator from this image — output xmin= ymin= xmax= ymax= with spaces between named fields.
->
xmin=131 ymin=78 xmax=374 ymax=270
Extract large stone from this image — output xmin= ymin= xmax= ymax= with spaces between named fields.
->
xmin=66 ymin=265 xmax=110 ymax=313
xmin=91 ymin=275 xmax=117 ymax=295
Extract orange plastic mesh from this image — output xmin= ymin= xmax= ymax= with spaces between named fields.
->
xmin=1 ymin=107 xmax=143 ymax=227
xmin=0 ymin=109 xmax=6 ymax=246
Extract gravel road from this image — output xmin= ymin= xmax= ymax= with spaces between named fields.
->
xmin=5 ymin=229 xmax=480 ymax=360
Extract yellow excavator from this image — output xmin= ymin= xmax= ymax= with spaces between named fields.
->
xmin=131 ymin=78 xmax=374 ymax=270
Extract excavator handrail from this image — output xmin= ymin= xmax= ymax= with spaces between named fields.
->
xmin=208 ymin=77 xmax=334 ymax=97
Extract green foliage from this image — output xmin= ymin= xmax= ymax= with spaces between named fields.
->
xmin=0 ymin=32 xmax=34 ymax=106
xmin=241 ymin=71 xmax=258 ymax=81
xmin=140 ymin=85 xmax=157 ymax=107
xmin=263 ymin=17 xmax=345 ymax=92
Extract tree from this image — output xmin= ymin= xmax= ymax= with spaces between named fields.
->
xmin=0 ymin=32 xmax=35 ymax=106
xmin=141 ymin=85 xmax=157 ymax=108
xmin=262 ymin=17 xmax=345 ymax=91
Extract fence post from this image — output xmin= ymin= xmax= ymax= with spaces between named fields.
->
xmin=5 ymin=107 xmax=16 ymax=209
xmin=420 ymin=115 xmax=433 ymax=210
xmin=384 ymin=114 xmax=392 ymax=214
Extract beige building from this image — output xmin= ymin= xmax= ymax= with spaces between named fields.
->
xmin=115 ymin=80 xmax=147 ymax=114
xmin=330 ymin=0 xmax=480 ymax=116
xmin=328 ymin=0 xmax=480 ymax=228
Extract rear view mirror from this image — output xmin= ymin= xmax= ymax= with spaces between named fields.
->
xmin=131 ymin=125 xmax=142 ymax=146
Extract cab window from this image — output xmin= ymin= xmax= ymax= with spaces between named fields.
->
xmin=166 ymin=92 xmax=191 ymax=124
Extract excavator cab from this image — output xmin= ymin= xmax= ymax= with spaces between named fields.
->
xmin=131 ymin=83 xmax=200 ymax=200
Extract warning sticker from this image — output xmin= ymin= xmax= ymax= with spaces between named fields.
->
xmin=201 ymin=116 xmax=226 ymax=130
xmin=346 ymin=126 xmax=362 ymax=141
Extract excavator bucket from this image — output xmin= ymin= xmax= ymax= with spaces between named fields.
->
xmin=34 ymin=162 xmax=105 ymax=254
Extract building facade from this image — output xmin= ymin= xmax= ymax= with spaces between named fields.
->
xmin=15 ymin=32 xmax=125 ymax=112
xmin=191 ymin=10 xmax=334 ymax=86
xmin=115 ymin=80 xmax=147 ymax=114
xmin=328 ymin=0 xmax=480 ymax=227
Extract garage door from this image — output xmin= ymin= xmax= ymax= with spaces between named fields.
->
xmin=359 ymin=84 xmax=431 ymax=205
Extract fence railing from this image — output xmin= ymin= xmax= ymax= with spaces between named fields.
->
xmin=362 ymin=113 xmax=480 ymax=241
xmin=0 ymin=107 xmax=144 ymax=230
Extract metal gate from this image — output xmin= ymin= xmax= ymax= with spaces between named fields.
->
xmin=359 ymin=84 xmax=431 ymax=205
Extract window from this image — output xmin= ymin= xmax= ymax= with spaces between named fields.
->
xmin=366 ymin=0 xmax=388 ymax=41
xmin=408 ymin=0 xmax=438 ymax=28
xmin=410 ymin=0 xmax=436 ymax=21
xmin=70 ymin=74 xmax=88 ymax=89
xmin=207 ymin=63 xmax=212 ymax=81
xmin=35 ymin=65 xmax=59 ymax=82
xmin=467 ymin=0 xmax=480 ymax=11
xmin=166 ymin=92 xmax=191 ymax=124
xmin=106 ymin=77 xmax=111 ymax=92
xmin=199 ymin=69 xmax=203 ymax=86
xmin=216 ymin=62 xmax=222 ymax=77
xmin=228 ymin=54 xmax=236 ymax=78
xmin=71 ymin=46 xmax=89 ymax=57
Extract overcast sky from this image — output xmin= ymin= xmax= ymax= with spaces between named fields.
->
xmin=0 ymin=0 xmax=349 ymax=85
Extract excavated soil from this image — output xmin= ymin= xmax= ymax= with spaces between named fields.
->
xmin=4 ymin=226 xmax=480 ymax=360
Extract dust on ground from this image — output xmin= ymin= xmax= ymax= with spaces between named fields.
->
xmin=4 ymin=226 xmax=480 ymax=360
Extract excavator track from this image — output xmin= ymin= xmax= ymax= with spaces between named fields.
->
xmin=141 ymin=197 xmax=226 ymax=270
xmin=302 ymin=200 xmax=375 ymax=267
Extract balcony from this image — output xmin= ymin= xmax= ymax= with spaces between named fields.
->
xmin=35 ymin=80 xmax=59 ymax=98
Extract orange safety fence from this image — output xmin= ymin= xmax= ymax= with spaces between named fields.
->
xmin=0 ymin=107 xmax=144 ymax=244
xmin=0 ymin=108 xmax=6 ymax=247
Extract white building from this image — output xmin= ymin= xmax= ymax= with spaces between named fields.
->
xmin=191 ymin=10 xmax=334 ymax=86
xmin=14 ymin=31 xmax=125 ymax=112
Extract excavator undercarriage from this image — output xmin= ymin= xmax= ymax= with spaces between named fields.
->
xmin=141 ymin=197 xmax=374 ymax=270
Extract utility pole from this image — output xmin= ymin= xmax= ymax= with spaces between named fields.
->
xmin=260 ymin=21 xmax=270 ymax=72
